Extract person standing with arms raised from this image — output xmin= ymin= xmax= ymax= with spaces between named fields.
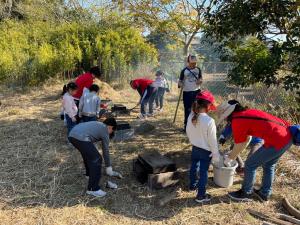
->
xmin=178 ymin=55 xmax=203 ymax=132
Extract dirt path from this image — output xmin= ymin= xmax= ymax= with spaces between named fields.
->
xmin=0 ymin=82 xmax=299 ymax=225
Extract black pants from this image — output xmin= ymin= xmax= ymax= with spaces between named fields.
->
xmin=68 ymin=137 xmax=102 ymax=191
xmin=183 ymin=90 xmax=200 ymax=129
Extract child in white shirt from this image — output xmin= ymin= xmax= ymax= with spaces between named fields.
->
xmin=186 ymin=90 xmax=220 ymax=203
xmin=62 ymin=82 xmax=78 ymax=134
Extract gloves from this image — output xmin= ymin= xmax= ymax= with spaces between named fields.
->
xmin=106 ymin=167 xmax=123 ymax=178
xmin=218 ymin=135 xmax=226 ymax=145
xmin=210 ymin=152 xmax=221 ymax=165
xmin=224 ymin=155 xmax=235 ymax=167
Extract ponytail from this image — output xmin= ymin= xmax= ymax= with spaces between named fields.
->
xmin=191 ymin=99 xmax=211 ymax=126
xmin=61 ymin=84 xmax=68 ymax=96
xmin=61 ymin=82 xmax=78 ymax=96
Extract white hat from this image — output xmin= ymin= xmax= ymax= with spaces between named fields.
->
xmin=216 ymin=101 xmax=238 ymax=125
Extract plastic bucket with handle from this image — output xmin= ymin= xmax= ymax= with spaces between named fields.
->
xmin=213 ymin=159 xmax=238 ymax=188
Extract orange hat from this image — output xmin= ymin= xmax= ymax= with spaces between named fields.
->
xmin=196 ymin=90 xmax=216 ymax=111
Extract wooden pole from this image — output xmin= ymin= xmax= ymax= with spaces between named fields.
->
xmin=173 ymin=85 xmax=183 ymax=123
xmin=282 ymin=198 xmax=300 ymax=220
xmin=248 ymin=209 xmax=294 ymax=225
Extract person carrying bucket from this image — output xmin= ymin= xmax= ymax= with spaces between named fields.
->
xmin=216 ymin=100 xmax=293 ymax=202
xmin=186 ymin=90 xmax=220 ymax=203
xmin=130 ymin=78 xmax=157 ymax=119
xmin=178 ymin=55 xmax=202 ymax=132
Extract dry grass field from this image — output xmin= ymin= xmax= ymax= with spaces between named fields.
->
xmin=0 ymin=80 xmax=299 ymax=225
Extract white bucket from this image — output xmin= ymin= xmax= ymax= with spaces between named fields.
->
xmin=213 ymin=160 xmax=238 ymax=188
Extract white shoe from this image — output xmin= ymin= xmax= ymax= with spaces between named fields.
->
xmin=106 ymin=181 xmax=118 ymax=189
xmin=86 ymin=189 xmax=107 ymax=198
xmin=138 ymin=114 xmax=147 ymax=120
xmin=147 ymin=113 xmax=155 ymax=117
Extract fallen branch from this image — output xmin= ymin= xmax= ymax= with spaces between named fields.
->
xmin=248 ymin=209 xmax=294 ymax=225
xmin=279 ymin=214 xmax=300 ymax=225
xmin=282 ymin=198 xmax=300 ymax=220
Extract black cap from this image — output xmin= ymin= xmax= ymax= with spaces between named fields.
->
xmin=103 ymin=118 xmax=117 ymax=139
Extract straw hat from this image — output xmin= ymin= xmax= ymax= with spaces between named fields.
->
xmin=216 ymin=101 xmax=238 ymax=125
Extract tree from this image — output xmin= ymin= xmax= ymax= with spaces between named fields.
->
xmin=125 ymin=0 xmax=214 ymax=57
xmin=206 ymin=0 xmax=300 ymax=93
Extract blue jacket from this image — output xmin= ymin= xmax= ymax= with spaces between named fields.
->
xmin=221 ymin=123 xmax=263 ymax=145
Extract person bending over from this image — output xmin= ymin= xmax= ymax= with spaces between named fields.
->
xmin=68 ymin=118 xmax=122 ymax=198
xmin=216 ymin=100 xmax=292 ymax=202
xmin=130 ymin=78 xmax=157 ymax=119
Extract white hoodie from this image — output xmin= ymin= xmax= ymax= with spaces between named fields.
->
xmin=186 ymin=112 xmax=219 ymax=154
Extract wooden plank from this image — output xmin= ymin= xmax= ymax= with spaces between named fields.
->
xmin=248 ymin=209 xmax=294 ymax=225
xmin=148 ymin=171 xmax=179 ymax=190
xmin=279 ymin=214 xmax=300 ymax=225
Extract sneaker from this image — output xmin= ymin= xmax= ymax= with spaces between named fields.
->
xmin=195 ymin=194 xmax=212 ymax=203
xmin=137 ymin=114 xmax=147 ymax=120
xmin=106 ymin=181 xmax=118 ymax=189
xmin=228 ymin=189 xmax=253 ymax=202
xmin=86 ymin=189 xmax=107 ymax=198
xmin=253 ymin=189 xmax=269 ymax=202
xmin=146 ymin=113 xmax=155 ymax=117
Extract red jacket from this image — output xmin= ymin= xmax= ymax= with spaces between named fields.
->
xmin=73 ymin=72 xmax=94 ymax=99
xmin=131 ymin=78 xmax=153 ymax=96
xmin=231 ymin=109 xmax=291 ymax=150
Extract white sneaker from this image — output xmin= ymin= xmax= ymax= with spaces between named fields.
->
xmin=138 ymin=114 xmax=147 ymax=120
xmin=147 ymin=113 xmax=155 ymax=117
xmin=86 ymin=189 xmax=107 ymax=198
xmin=106 ymin=181 xmax=118 ymax=189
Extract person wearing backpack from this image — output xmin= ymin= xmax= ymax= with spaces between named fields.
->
xmin=216 ymin=100 xmax=293 ymax=202
xmin=178 ymin=55 xmax=202 ymax=132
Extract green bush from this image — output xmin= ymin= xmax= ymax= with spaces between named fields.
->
xmin=0 ymin=17 xmax=158 ymax=86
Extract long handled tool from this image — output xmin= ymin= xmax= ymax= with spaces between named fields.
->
xmin=173 ymin=85 xmax=184 ymax=123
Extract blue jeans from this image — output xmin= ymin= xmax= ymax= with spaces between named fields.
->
xmin=242 ymin=140 xmax=292 ymax=196
xmin=155 ymin=87 xmax=166 ymax=109
xmin=189 ymin=146 xmax=212 ymax=197
xmin=65 ymin=114 xmax=77 ymax=134
xmin=183 ymin=90 xmax=200 ymax=129
xmin=82 ymin=115 xmax=97 ymax=122
xmin=141 ymin=86 xmax=157 ymax=115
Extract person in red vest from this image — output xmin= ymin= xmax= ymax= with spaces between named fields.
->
xmin=216 ymin=100 xmax=293 ymax=202
xmin=130 ymin=78 xmax=157 ymax=119
xmin=73 ymin=66 xmax=102 ymax=105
